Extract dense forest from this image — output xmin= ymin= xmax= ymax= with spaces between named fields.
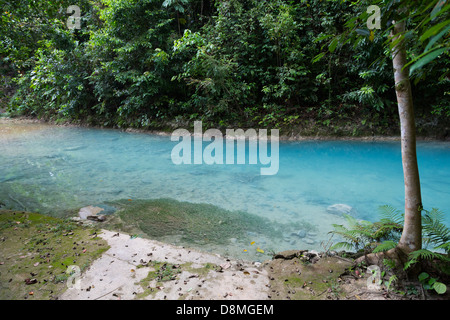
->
xmin=1 ymin=1 xmax=450 ymax=301
xmin=1 ymin=0 xmax=449 ymax=137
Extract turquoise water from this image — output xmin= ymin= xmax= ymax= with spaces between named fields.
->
xmin=1 ymin=124 xmax=449 ymax=258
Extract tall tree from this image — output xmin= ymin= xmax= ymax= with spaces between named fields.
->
xmin=390 ymin=14 xmax=422 ymax=255
xmin=162 ymin=0 xmax=190 ymax=36
xmin=328 ymin=0 xmax=450 ymax=264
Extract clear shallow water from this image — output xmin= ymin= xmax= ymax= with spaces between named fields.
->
xmin=1 ymin=123 xmax=449 ymax=259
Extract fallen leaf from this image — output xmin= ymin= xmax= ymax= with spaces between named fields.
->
xmin=131 ymin=269 xmax=135 ymax=272
xmin=250 ymin=241 xmax=255 ymax=245
xmin=256 ymin=247 xmax=264 ymax=254
xmin=33 ymin=262 xmax=40 ymax=267
xmin=243 ymin=249 xmax=247 ymax=252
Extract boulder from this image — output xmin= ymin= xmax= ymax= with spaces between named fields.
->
xmin=296 ymin=230 xmax=307 ymax=238
xmin=78 ymin=205 xmax=106 ymax=222
xmin=290 ymin=230 xmax=306 ymax=238
xmin=326 ymin=203 xmax=354 ymax=216
xmin=273 ymin=250 xmax=305 ymax=260
xmin=87 ymin=215 xmax=106 ymax=222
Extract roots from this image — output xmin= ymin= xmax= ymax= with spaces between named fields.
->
xmin=356 ymin=248 xmax=405 ymax=267
xmin=354 ymin=247 xmax=424 ymax=280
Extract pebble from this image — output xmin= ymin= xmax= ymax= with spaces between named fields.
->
xmin=291 ymin=230 xmax=306 ymax=238
xmin=304 ymin=238 xmax=315 ymax=245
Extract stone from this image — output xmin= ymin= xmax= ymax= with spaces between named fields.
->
xmin=78 ymin=205 xmax=104 ymax=220
xmin=304 ymin=238 xmax=315 ymax=245
xmin=309 ymin=250 xmax=320 ymax=257
xmin=296 ymin=230 xmax=307 ymax=238
xmin=79 ymin=205 xmax=107 ymax=222
xmin=273 ymin=250 xmax=304 ymax=260
xmin=92 ymin=204 xmax=117 ymax=215
xmin=87 ymin=215 xmax=106 ymax=222
xmin=326 ymin=204 xmax=354 ymax=216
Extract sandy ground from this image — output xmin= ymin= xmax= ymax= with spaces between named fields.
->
xmin=59 ymin=229 xmax=270 ymax=300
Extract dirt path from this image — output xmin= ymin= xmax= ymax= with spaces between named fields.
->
xmin=59 ymin=229 xmax=271 ymax=300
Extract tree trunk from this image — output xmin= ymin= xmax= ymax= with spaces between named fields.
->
xmin=177 ymin=11 xmax=181 ymax=36
xmin=390 ymin=20 xmax=422 ymax=254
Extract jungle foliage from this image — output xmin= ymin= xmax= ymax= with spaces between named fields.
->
xmin=1 ymin=0 xmax=449 ymax=135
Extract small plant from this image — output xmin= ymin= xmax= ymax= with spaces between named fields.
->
xmin=329 ymin=205 xmax=403 ymax=253
xmin=330 ymin=205 xmax=450 ymax=271
xmin=384 ymin=274 xmax=398 ymax=293
xmin=418 ymin=272 xmax=447 ymax=295
xmin=148 ymin=262 xmax=181 ymax=282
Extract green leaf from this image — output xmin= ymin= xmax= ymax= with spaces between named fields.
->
xmin=431 ymin=0 xmax=447 ymax=20
xmin=373 ymin=240 xmax=397 ymax=253
xmin=328 ymin=38 xmax=339 ymax=53
xmin=418 ymin=272 xmax=430 ymax=282
xmin=409 ymin=47 xmax=449 ymax=74
xmin=432 ymin=282 xmax=447 ymax=294
xmin=419 ymin=19 xmax=450 ymax=42
xmin=312 ymin=52 xmax=325 ymax=63
xmin=355 ymin=28 xmax=371 ymax=36
xmin=425 ymin=24 xmax=450 ymax=52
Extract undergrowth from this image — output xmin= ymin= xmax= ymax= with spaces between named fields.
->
xmin=328 ymin=205 xmax=450 ymax=296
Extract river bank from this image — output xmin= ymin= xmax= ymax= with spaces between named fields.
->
xmin=1 ymin=115 xmax=448 ymax=142
xmin=1 ymin=117 xmax=449 ymax=300
xmin=2 ymin=210 xmax=448 ymax=300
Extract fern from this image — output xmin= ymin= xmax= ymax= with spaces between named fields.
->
xmin=329 ymin=215 xmax=376 ymax=252
xmin=330 ymin=241 xmax=356 ymax=252
xmin=329 ymin=205 xmax=450 ymax=270
xmin=404 ymin=249 xmax=450 ymax=270
xmin=422 ymin=208 xmax=450 ymax=252
xmin=329 ymin=222 xmax=363 ymax=251
xmin=378 ymin=205 xmax=404 ymax=225
xmin=373 ymin=240 xmax=397 ymax=253
xmin=329 ymin=210 xmax=403 ymax=253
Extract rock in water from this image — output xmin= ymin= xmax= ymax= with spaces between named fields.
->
xmin=326 ymin=204 xmax=354 ymax=216
xmin=296 ymin=230 xmax=306 ymax=238
xmin=87 ymin=215 xmax=106 ymax=222
xmin=78 ymin=205 xmax=105 ymax=221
